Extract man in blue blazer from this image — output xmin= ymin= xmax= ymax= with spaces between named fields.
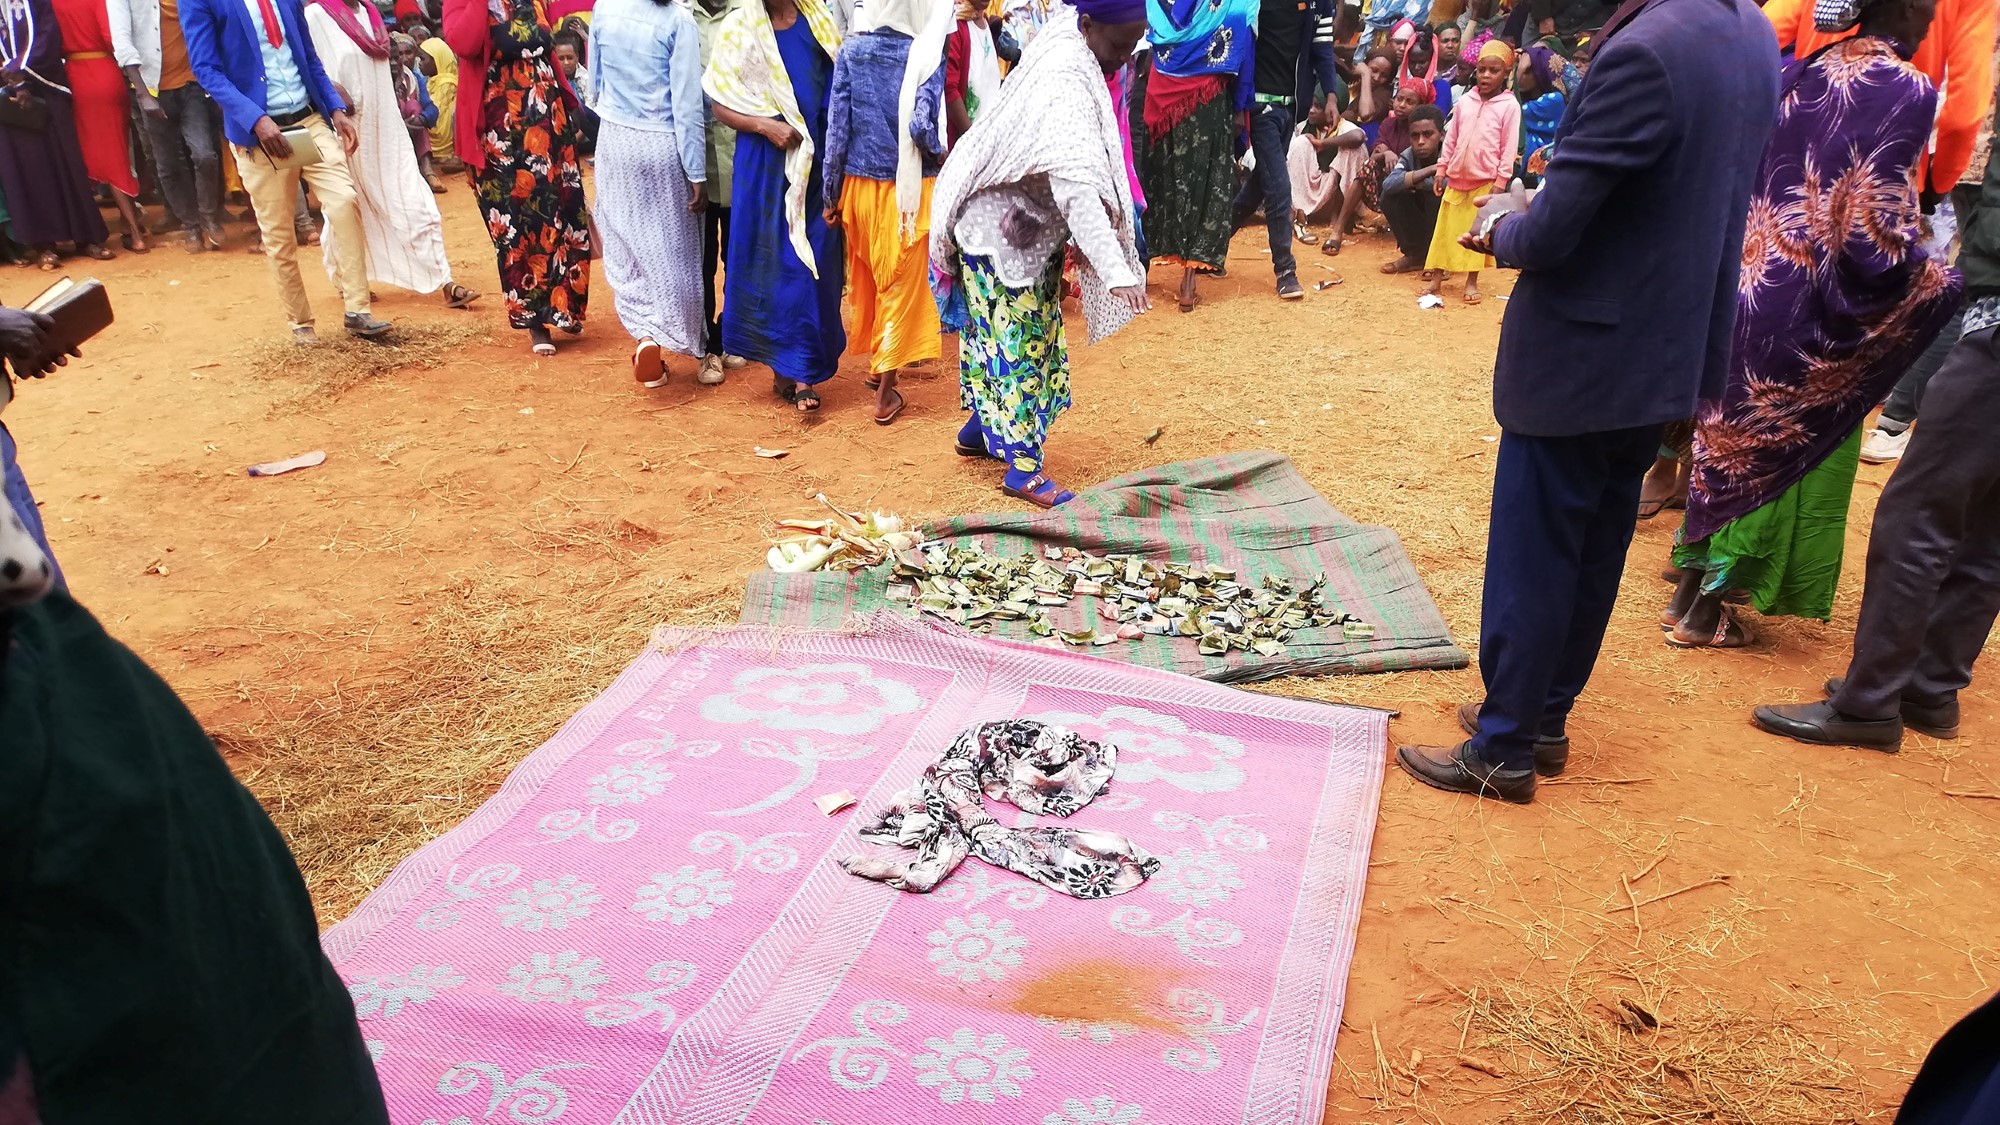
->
xmin=1396 ymin=0 xmax=1780 ymax=803
xmin=178 ymin=0 xmax=393 ymax=342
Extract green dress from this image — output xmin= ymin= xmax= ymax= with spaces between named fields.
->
xmin=1672 ymin=427 xmax=1863 ymax=620
xmin=0 ymin=592 xmax=388 ymax=1123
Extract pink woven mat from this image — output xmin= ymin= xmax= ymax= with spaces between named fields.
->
xmin=324 ymin=615 xmax=1387 ymax=1125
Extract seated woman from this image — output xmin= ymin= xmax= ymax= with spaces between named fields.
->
xmin=1287 ymin=97 xmax=1369 ymax=254
xmin=1515 ymin=44 xmax=1571 ymax=177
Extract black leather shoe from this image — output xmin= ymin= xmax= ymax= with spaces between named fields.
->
xmin=1396 ymin=741 xmax=1536 ymax=804
xmin=1822 ymin=677 xmax=1959 ymax=738
xmin=344 ymin=312 xmax=394 ymax=340
xmin=1752 ymin=700 xmax=1902 ymax=752
xmin=1456 ymin=701 xmax=1569 ymax=777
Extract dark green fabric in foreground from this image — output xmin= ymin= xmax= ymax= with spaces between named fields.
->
xmin=0 ymin=592 xmax=388 ymax=1125
xmin=741 ymin=451 xmax=1469 ymax=683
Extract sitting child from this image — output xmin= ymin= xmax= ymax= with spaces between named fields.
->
xmin=1423 ymin=39 xmax=1517 ymax=304
xmin=390 ymin=33 xmax=444 ymax=193
xmin=1287 ymin=97 xmax=1370 ymax=255
xmin=1378 ymin=103 xmax=1444 ymax=276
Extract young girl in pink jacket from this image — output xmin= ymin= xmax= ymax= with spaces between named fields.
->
xmin=1424 ymin=38 xmax=1519 ymax=304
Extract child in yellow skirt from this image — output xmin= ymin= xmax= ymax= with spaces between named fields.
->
xmin=1425 ymin=39 xmax=1518 ymax=304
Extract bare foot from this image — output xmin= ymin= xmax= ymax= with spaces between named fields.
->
xmin=1381 ymin=255 xmax=1420 ymax=275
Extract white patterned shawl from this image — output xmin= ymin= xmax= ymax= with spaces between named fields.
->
xmin=928 ymin=7 xmax=1141 ymax=344
xmin=701 ymin=0 xmax=843 ymax=276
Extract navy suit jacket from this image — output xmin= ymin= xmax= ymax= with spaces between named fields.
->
xmin=1490 ymin=0 xmax=1779 ymax=437
xmin=177 ymin=0 xmax=346 ymax=149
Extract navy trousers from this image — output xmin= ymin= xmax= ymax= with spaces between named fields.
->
xmin=1472 ymin=425 xmax=1661 ymax=770
xmin=1897 ymin=990 xmax=2000 ymax=1125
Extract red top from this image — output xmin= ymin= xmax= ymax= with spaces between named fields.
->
xmin=441 ymin=0 xmax=580 ymax=173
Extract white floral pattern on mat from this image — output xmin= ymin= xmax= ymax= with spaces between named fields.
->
xmin=912 ymin=1029 xmax=1033 ymax=1104
xmin=422 ymin=1060 xmax=589 ymax=1124
xmin=582 ymin=960 xmax=698 ymax=1033
xmin=1034 ymin=1017 xmax=1138 ymax=1044
xmin=414 ymin=863 xmax=522 ymax=931
xmin=1150 ymin=810 xmax=1269 ymax=852
xmin=496 ymin=952 xmax=611 ymax=1005
xmin=586 ymin=759 xmax=676 ymax=807
xmin=699 ymin=663 xmax=925 ymax=735
xmin=1161 ymin=989 xmax=1260 ymax=1074
xmin=711 ymin=738 xmax=880 ymax=818
xmin=1150 ymin=848 xmax=1246 ymax=908
xmin=689 ymin=830 xmax=807 ymax=874
xmin=927 ymin=913 xmax=1028 ymax=982
xmin=349 ymin=964 xmax=468 ymax=1020
xmin=632 ymin=866 xmax=736 ymax=925
xmin=1029 ymin=705 xmax=1245 ymax=793
xmin=495 ymin=876 xmax=603 ymax=932
xmin=1044 ymin=1095 xmax=1147 ymax=1125
xmin=793 ymin=1000 xmax=911 ymax=1092
xmin=934 ymin=866 xmax=1049 ymax=911
xmin=1106 ymin=905 xmax=1243 ymax=965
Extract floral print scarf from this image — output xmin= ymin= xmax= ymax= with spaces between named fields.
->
xmin=843 ymin=720 xmax=1161 ymax=899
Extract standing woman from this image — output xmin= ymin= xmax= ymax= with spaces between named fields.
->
xmin=444 ymin=0 xmax=591 ymax=355
xmin=50 ymin=0 xmax=148 ymax=251
xmin=821 ymin=0 xmax=949 ymax=424
xmin=587 ymin=0 xmax=710 ymax=388
xmin=306 ymin=0 xmax=480 ymax=307
xmin=419 ymin=30 xmax=459 ymax=168
xmin=0 ymin=0 xmax=114 ymax=268
xmin=702 ymin=0 xmax=845 ymax=412
xmin=1139 ymin=0 xmax=1253 ymax=313
xmin=929 ymin=0 xmax=1149 ymax=507
xmin=1664 ymin=0 xmax=1959 ymax=648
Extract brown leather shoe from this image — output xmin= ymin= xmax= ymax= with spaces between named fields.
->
xmin=1822 ymin=677 xmax=1959 ymax=738
xmin=1456 ymin=701 xmax=1570 ymax=777
xmin=1751 ymin=700 xmax=1902 ymax=752
xmin=1395 ymin=741 xmax=1536 ymax=804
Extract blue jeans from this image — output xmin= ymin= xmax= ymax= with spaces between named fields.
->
xmin=2 ymin=422 xmax=62 ymax=589
xmin=141 ymin=85 xmax=224 ymax=234
xmin=1232 ymin=102 xmax=1297 ymax=279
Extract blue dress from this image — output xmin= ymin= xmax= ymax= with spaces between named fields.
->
xmin=721 ymin=18 xmax=846 ymax=386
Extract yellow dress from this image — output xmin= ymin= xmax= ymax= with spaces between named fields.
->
xmin=840 ymin=176 xmax=943 ymax=373
xmin=421 ymin=37 xmax=458 ymax=165
xmin=1425 ymin=184 xmax=1495 ymax=274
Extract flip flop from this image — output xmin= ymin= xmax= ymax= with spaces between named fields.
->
xmin=873 ymin=386 xmax=905 ymax=426
xmin=1637 ymin=496 xmax=1669 ymax=520
xmin=772 ymin=374 xmax=797 ymax=402
xmin=1665 ymin=607 xmax=1755 ymax=649
xmin=444 ymin=283 xmax=480 ymax=309
xmin=81 ymin=244 xmax=116 ymax=260
xmin=794 ymin=387 xmax=821 ymax=413
xmin=1463 ymin=290 xmax=1485 ymax=305
xmin=633 ymin=339 xmax=666 ymax=388
xmin=954 ymin=441 xmax=994 ymax=458
xmin=120 ymin=234 xmax=150 ymax=254
xmin=1321 ymin=236 xmax=1342 ymax=256
xmin=1001 ymin=473 xmax=1075 ymax=509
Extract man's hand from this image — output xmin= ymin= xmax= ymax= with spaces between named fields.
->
xmin=331 ymin=110 xmax=361 ymax=156
xmin=1459 ymin=178 xmax=1531 ymax=255
xmin=137 ymin=89 xmax=167 ymax=120
xmin=253 ymin=114 xmax=294 ymax=159
xmin=1111 ymin=285 xmax=1150 ymax=315
xmin=763 ymin=119 xmax=801 ymax=149
xmin=0 ymin=309 xmax=54 ymax=364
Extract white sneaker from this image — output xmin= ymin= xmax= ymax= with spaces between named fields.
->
xmin=697 ymin=353 xmax=726 ymax=386
xmin=1860 ymin=427 xmax=1911 ymax=464
xmin=722 ymin=353 xmax=749 ymax=370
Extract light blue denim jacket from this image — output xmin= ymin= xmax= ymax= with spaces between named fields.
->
xmin=585 ymin=0 xmax=708 ymax=182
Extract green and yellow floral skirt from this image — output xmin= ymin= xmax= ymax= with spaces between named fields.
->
xmin=958 ymin=251 xmax=1070 ymax=474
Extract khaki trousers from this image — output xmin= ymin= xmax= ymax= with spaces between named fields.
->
xmin=231 ymin=114 xmax=370 ymax=330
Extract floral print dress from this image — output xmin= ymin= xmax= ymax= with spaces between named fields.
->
xmin=472 ymin=0 xmax=591 ymax=331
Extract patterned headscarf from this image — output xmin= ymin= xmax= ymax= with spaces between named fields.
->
xmin=1814 ymin=0 xmax=1865 ymax=32
xmin=1396 ymin=76 xmax=1434 ymax=105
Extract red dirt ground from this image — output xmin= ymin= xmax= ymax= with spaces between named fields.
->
xmin=6 ymin=188 xmax=1994 ymax=1122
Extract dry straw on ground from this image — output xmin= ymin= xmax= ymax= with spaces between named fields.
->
xmin=243 ymin=321 xmax=494 ymax=398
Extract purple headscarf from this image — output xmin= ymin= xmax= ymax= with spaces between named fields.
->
xmin=1071 ymin=0 xmax=1147 ymax=23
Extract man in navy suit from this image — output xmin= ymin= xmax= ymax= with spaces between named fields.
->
xmin=1396 ymin=0 xmax=1780 ymax=803
xmin=179 ymin=0 xmax=393 ymax=342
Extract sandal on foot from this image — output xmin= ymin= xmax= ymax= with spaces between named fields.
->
xmin=794 ymin=387 xmax=821 ymax=413
xmin=874 ymin=386 xmax=905 ymax=426
xmin=1463 ymin=289 xmax=1485 ymax=305
xmin=1001 ymin=473 xmax=1075 ymax=509
xmin=528 ymin=328 xmax=556 ymax=356
xmin=1320 ymin=236 xmax=1342 ymax=256
xmin=444 ymin=283 xmax=480 ymax=309
xmin=633 ymin=339 xmax=666 ymax=388
xmin=37 ymin=251 xmax=60 ymax=270
xmin=1665 ymin=607 xmax=1755 ymax=649
xmin=772 ymin=374 xmax=797 ymax=402
xmin=120 ymin=233 xmax=150 ymax=253
xmin=81 ymin=244 xmax=115 ymax=260
xmin=954 ymin=441 xmax=994 ymax=458
xmin=1381 ymin=256 xmax=1418 ymax=274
